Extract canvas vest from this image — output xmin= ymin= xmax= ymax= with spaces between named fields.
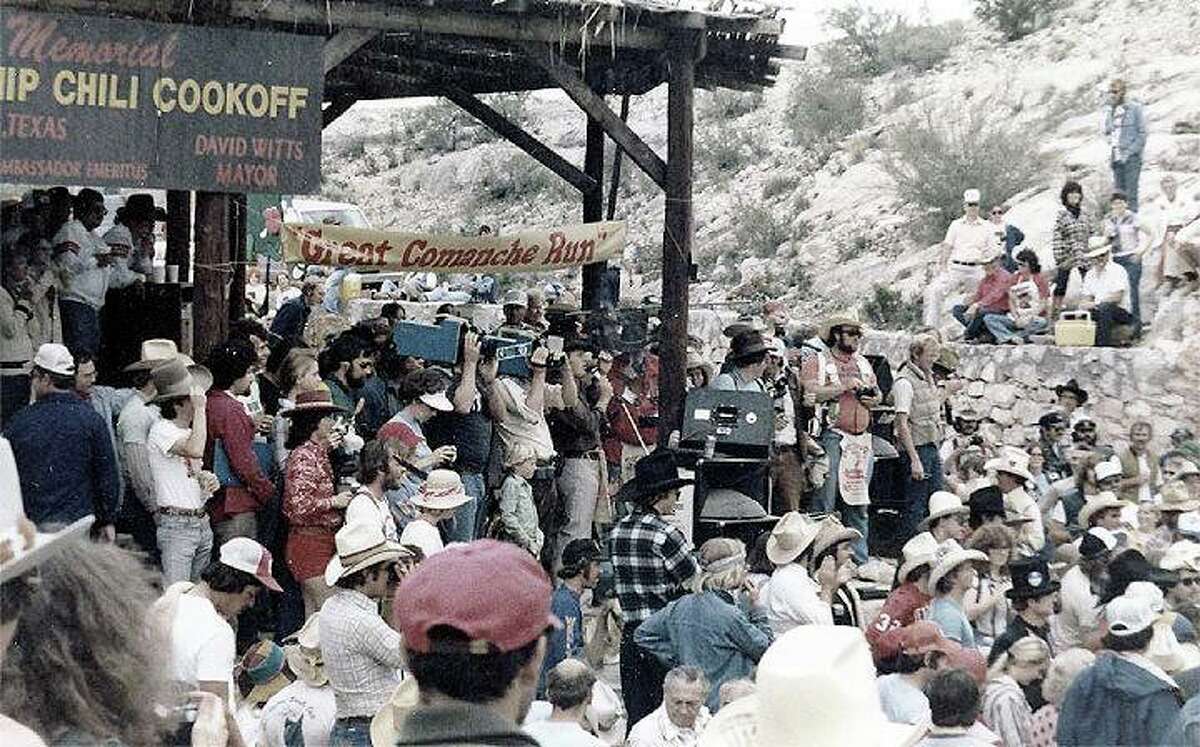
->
xmin=896 ymin=362 xmax=942 ymax=446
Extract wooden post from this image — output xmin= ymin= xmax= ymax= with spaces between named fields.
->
xmin=581 ymin=114 xmax=606 ymax=311
xmin=658 ymin=30 xmax=699 ymax=446
xmin=166 ymin=190 xmax=191 ymax=282
xmin=229 ymin=194 xmax=248 ymax=322
xmin=193 ymin=192 xmax=229 ymax=362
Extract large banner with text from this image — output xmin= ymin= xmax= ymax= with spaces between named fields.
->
xmin=282 ymin=221 xmax=626 ymax=274
xmin=0 ymin=9 xmax=322 ymax=192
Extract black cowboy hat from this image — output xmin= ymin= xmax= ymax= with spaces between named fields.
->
xmin=1054 ymin=379 xmax=1090 ymax=405
xmin=969 ymin=485 xmax=1005 ymax=524
xmin=614 ymin=450 xmax=693 ymax=506
xmin=727 ymin=329 xmax=770 ymax=363
xmin=1100 ymin=549 xmax=1178 ymax=604
xmin=123 ymin=193 xmax=168 ymax=222
xmin=1006 ymin=556 xmax=1062 ymax=600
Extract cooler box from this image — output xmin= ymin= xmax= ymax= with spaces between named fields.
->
xmin=1055 ymin=311 xmax=1096 ymax=347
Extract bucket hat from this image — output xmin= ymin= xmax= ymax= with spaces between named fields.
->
xmin=765 ymin=512 xmax=822 ymax=565
xmin=324 ymin=520 xmax=407 ymax=586
xmin=411 ymin=470 xmax=473 ymax=512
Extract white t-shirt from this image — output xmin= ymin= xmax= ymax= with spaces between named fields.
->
xmin=346 ymin=489 xmax=398 ymax=543
xmin=169 ymin=593 xmax=235 ymax=696
xmin=148 ymin=418 xmax=205 ymax=510
xmin=1080 ymin=261 xmax=1131 ymax=312
xmin=1137 ymin=454 xmax=1153 ymax=503
xmin=524 ymin=720 xmax=606 ymax=747
xmin=943 ymin=217 xmax=995 ymax=264
xmin=258 ymin=680 xmax=337 ymax=747
xmin=877 ymin=673 xmax=931 ymax=725
xmin=399 ymin=518 xmax=444 ymax=557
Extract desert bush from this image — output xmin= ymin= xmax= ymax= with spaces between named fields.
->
xmin=882 ymin=101 xmax=1044 ymax=244
xmin=700 ymin=90 xmax=764 ymax=121
xmin=762 ymin=174 xmax=795 ymax=200
xmin=735 ymin=199 xmax=796 ymax=258
xmin=784 ymin=67 xmax=867 ymax=157
xmin=861 ymin=284 xmax=924 ymax=330
xmin=839 ymin=234 xmax=872 ymax=261
xmin=824 ymin=4 xmax=957 ymax=76
xmin=697 ymin=125 xmax=767 ymax=176
xmin=974 ymin=0 xmax=1066 ymax=42
xmin=473 ymin=152 xmax=573 ymax=207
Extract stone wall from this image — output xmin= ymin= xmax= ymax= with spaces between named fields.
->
xmin=862 ymin=333 xmax=1200 ymax=453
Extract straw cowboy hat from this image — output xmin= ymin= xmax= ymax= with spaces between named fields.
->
xmin=1078 ymin=491 xmax=1127 ymax=528
xmin=927 ymin=540 xmax=987 ymax=591
xmin=1159 ymin=481 xmax=1200 ymax=513
xmin=411 ymin=469 xmax=473 ymax=512
xmin=324 ymin=520 xmax=408 ymax=586
xmin=124 ymin=338 xmax=194 ymax=371
xmin=818 ymin=308 xmax=867 ymax=341
xmin=283 ymin=612 xmax=327 ymax=687
xmin=897 ymin=531 xmax=940 ymax=581
xmin=766 ymin=512 xmax=822 ymax=565
xmin=150 ymin=359 xmax=194 ymax=402
xmin=1055 ymin=379 xmax=1090 ymax=405
xmin=699 ymin=627 xmax=925 ymax=747
xmin=1085 ymin=235 xmax=1113 ymax=258
xmin=282 ymin=384 xmax=347 ymax=419
xmin=812 ymin=516 xmax=862 ymax=560
xmin=919 ymin=491 xmax=969 ymax=531
xmin=986 ymin=446 xmax=1034 ymax=484
xmin=369 ymin=677 xmax=420 ymax=747
xmin=0 ymin=437 xmax=94 ymax=585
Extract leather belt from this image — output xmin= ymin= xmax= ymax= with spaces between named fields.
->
xmin=157 ymin=506 xmax=207 ymax=518
xmin=952 ymin=260 xmax=986 ymax=267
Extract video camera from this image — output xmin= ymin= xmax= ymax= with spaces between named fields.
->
xmin=392 ymin=316 xmax=534 ymax=377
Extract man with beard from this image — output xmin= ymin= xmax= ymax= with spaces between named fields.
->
xmin=801 ymin=311 xmax=879 ymax=561
xmin=321 ymin=333 xmax=374 ymax=414
xmin=1054 ymin=527 xmax=1116 ymax=650
xmin=392 ymin=540 xmax=551 ymax=746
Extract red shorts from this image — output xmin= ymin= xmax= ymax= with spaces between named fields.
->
xmin=286 ymin=529 xmax=336 ymax=581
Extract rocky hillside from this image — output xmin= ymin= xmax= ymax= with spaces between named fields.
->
xmin=320 ymin=0 xmax=1200 ymax=336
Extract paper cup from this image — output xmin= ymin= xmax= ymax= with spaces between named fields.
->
xmin=152 ymin=266 xmax=166 ymax=283
xmin=166 ymin=265 xmax=179 ymax=283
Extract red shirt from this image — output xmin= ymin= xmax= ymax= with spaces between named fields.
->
xmin=973 ymin=268 xmax=1014 ymax=313
xmin=205 ymin=389 xmax=275 ymax=519
xmin=603 ymin=352 xmax=659 ymax=463
xmin=865 ymin=582 xmax=931 ymax=664
xmin=283 ymin=439 xmax=342 ymax=530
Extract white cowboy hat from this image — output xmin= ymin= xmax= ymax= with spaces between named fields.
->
xmin=369 ymin=677 xmax=420 ymax=747
xmin=1159 ymin=481 xmax=1200 ymax=513
xmin=918 ymin=491 xmax=969 ymax=531
xmin=817 ymin=308 xmax=867 ymax=340
xmin=897 ymin=531 xmax=940 ymax=581
xmin=124 ymin=338 xmax=193 ymax=371
xmin=985 ymin=446 xmax=1034 ymax=484
xmin=410 ymin=469 xmax=473 ymax=512
xmin=1085 ymin=236 xmax=1113 ymax=258
xmin=699 ymin=627 xmax=925 ymax=747
xmin=0 ymin=437 xmax=94 ymax=585
xmin=1077 ymin=491 xmax=1127 ymax=528
xmin=927 ymin=539 xmax=988 ymax=592
xmin=1161 ymin=542 xmax=1200 ymax=573
xmin=765 ymin=512 xmax=822 ymax=565
xmin=283 ymin=612 xmax=327 ymax=687
xmin=324 ymin=520 xmax=407 ymax=586
xmin=1095 ymin=458 xmax=1124 ymax=482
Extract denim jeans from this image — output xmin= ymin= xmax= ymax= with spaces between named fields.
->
xmin=1113 ymin=253 xmax=1143 ymax=325
xmin=1092 ymin=302 xmax=1135 ymax=346
xmin=448 ymin=471 xmax=484 ymax=543
xmin=899 ymin=444 xmax=944 ymax=540
xmin=951 ymin=304 xmax=991 ymax=341
xmin=59 ymin=299 xmax=101 ymax=358
xmin=982 ymin=314 xmax=1049 ymax=343
xmin=815 ymin=430 xmax=872 ymax=562
xmin=157 ymin=513 xmax=213 ymax=586
xmin=329 ymin=717 xmax=372 ymax=747
xmin=1111 ymin=154 xmax=1143 ymax=212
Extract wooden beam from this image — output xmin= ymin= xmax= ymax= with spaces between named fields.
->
xmin=193 ymin=192 xmax=230 ymax=363
xmin=165 ymin=190 xmax=191 ymax=283
xmin=525 ymin=45 xmax=668 ymax=191
xmin=658 ymin=29 xmax=699 ymax=446
xmin=322 ymin=95 xmax=357 ymax=128
xmin=606 ymin=95 xmax=631 ymax=221
xmin=581 ymin=113 xmax=606 ymax=311
xmin=438 ymin=84 xmax=598 ymax=195
xmin=324 ymin=28 xmax=380 ymax=74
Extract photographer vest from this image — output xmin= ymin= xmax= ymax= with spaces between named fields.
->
xmin=896 ymin=362 xmax=942 ymax=446
xmin=811 ymin=350 xmax=874 ymax=436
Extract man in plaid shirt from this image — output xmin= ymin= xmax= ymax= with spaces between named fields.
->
xmin=609 ymin=450 xmax=698 ymax=728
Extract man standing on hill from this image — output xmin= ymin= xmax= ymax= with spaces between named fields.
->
xmin=1104 ymin=78 xmax=1148 ymax=212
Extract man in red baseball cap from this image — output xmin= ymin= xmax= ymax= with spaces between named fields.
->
xmin=391 ymin=539 xmax=560 ymax=746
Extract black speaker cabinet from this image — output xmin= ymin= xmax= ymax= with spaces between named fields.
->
xmin=680 ymin=389 xmax=774 ymax=459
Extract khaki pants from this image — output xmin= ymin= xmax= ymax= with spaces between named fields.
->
xmin=923 ymin=264 xmax=984 ymax=329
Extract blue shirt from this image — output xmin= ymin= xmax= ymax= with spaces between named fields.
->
xmin=929 ymin=596 xmax=976 ymax=648
xmin=5 ymin=391 xmax=120 ymax=527
xmin=540 ymin=583 xmax=584 ymax=694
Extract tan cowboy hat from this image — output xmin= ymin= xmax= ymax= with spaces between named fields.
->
xmin=1159 ymin=481 xmax=1200 ymax=513
xmin=897 ymin=531 xmax=940 ymax=581
xmin=150 ymin=359 xmax=195 ymax=403
xmin=927 ymin=539 xmax=988 ymax=591
xmin=765 ymin=512 xmax=822 ymax=565
xmin=699 ymin=627 xmax=925 ymax=747
xmin=918 ymin=491 xmax=969 ymax=531
xmin=410 ymin=470 xmax=473 ymax=512
xmin=1078 ymin=491 xmax=1127 ymax=528
xmin=188 ymin=364 xmax=213 ymax=392
xmin=986 ymin=446 xmax=1034 ymax=484
xmin=812 ymin=516 xmax=862 ymax=560
xmin=124 ymin=338 xmax=194 ymax=371
xmin=818 ymin=308 xmax=866 ymax=340
xmin=324 ymin=520 xmax=408 ymax=586
xmin=283 ymin=612 xmax=327 ymax=687
xmin=1085 ymin=236 xmax=1113 ymax=258
xmin=369 ymin=677 xmax=420 ymax=747
xmin=281 ymin=384 xmax=348 ymax=419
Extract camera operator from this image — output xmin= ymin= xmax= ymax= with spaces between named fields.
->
xmin=765 ymin=338 xmax=806 ymax=512
xmin=800 ymin=312 xmax=879 ymax=562
xmin=547 ymin=337 xmax=613 ymax=571
xmin=490 ymin=339 xmax=578 ymax=570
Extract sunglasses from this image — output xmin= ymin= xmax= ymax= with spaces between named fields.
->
xmin=991 ymin=209 xmax=1005 ymax=215
xmin=841 ymin=329 xmax=863 ymax=338
xmin=965 ymin=202 xmax=979 ymax=207
xmin=1181 ymin=577 xmax=1200 ymax=587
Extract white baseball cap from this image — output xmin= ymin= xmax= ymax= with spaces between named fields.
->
xmin=219 ymin=537 xmax=283 ymax=591
xmin=32 ymin=343 xmax=74 ymax=377
xmin=963 ymin=188 xmax=982 ymax=204
xmin=1095 ymin=459 xmax=1123 ymax=482
xmin=1105 ymin=594 xmax=1155 ymax=637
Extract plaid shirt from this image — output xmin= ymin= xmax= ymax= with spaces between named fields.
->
xmin=318 ymin=588 xmax=405 ymax=718
xmin=609 ymin=510 xmax=697 ymax=624
xmin=1052 ymin=208 xmax=1090 ymax=269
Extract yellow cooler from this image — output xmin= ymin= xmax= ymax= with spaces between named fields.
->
xmin=1055 ymin=310 xmax=1096 ymax=347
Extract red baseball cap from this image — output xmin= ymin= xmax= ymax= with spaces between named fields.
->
xmin=377 ymin=421 xmax=423 ymax=449
xmin=395 ymin=540 xmax=560 ymax=654
xmin=897 ymin=621 xmax=954 ymax=656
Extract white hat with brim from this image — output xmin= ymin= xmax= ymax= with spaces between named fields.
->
xmin=765 ymin=512 xmax=822 ymax=565
xmin=0 ymin=514 xmax=94 ymax=584
xmin=124 ymin=338 xmax=190 ymax=371
xmin=1085 ymin=236 xmax=1113 ymax=258
xmin=698 ymin=627 xmax=925 ymax=747
xmin=410 ymin=469 xmax=473 ymax=511
xmin=918 ymin=491 xmax=969 ymax=531
xmin=1078 ymin=492 xmax=1128 ymax=528
xmin=1095 ymin=459 xmax=1124 ymax=482
xmin=986 ymin=449 xmax=1034 ymax=484
xmin=324 ymin=522 xmax=407 ymax=586
xmin=897 ymin=531 xmax=940 ymax=581
xmin=927 ymin=540 xmax=988 ymax=591
xmin=812 ymin=517 xmax=863 ymax=559
xmin=284 ymin=643 xmax=327 ymax=687
xmin=369 ymin=677 xmax=420 ymax=747
xmin=418 ymin=391 xmax=454 ymax=412
xmin=1160 ymin=542 xmax=1200 ymax=573
xmin=1160 ymin=481 xmax=1200 ymax=513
